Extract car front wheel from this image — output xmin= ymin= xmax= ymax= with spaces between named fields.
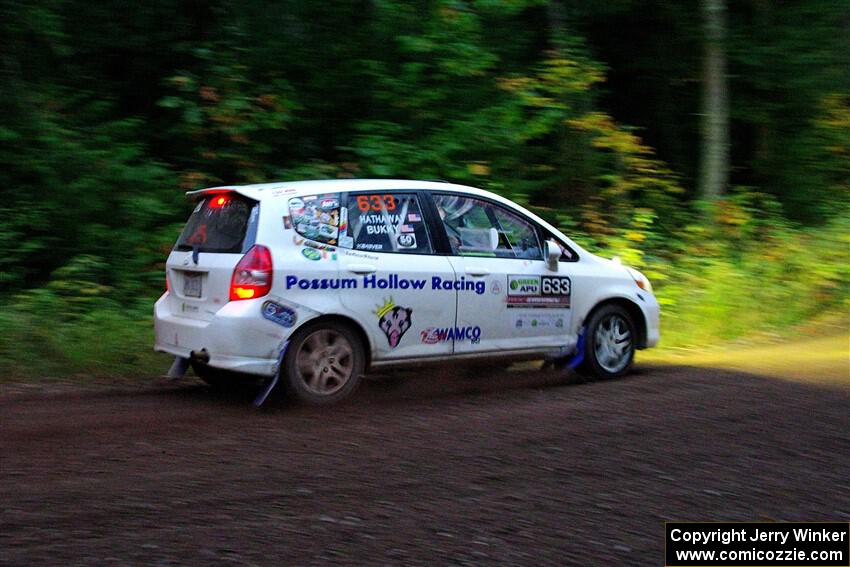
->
xmin=283 ymin=321 xmax=365 ymax=405
xmin=579 ymin=304 xmax=636 ymax=379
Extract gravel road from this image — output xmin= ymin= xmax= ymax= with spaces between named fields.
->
xmin=2 ymin=364 xmax=848 ymax=565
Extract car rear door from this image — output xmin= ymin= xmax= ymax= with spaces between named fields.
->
xmin=430 ymin=192 xmax=574 ymax=354
xmin=337 ymin=190 xmax=457 ymax=361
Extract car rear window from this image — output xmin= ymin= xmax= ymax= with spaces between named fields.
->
xmin=175 ymin=194 xmax=257 ymax=253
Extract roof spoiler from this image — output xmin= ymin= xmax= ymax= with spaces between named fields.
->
xmin=185 ymin=186 xmax=236 ymax=198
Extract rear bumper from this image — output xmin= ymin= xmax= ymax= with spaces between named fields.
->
xmin=153 ymin=293 xmax=281 ymax=376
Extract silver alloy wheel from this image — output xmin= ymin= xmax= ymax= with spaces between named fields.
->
xmin=594 ymin=313 xmax=633 ymax=373
xmin=294 ymin=329 xmax=355 ymax=396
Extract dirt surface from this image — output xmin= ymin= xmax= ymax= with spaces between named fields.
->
xmin=2 ymin=364 xmax=849 ymax=566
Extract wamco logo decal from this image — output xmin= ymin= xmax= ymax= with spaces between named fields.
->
xmin=420 ymin=326 xmax=482 ymax=344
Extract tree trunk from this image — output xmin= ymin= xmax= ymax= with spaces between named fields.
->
xmin=699 ymin=0 xmax=729 ymax=199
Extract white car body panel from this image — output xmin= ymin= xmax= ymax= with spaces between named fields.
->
xmin=155 ymin=179 xmax=660 ymax=377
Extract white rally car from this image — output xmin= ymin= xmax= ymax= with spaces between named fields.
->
xmin=154 ymin=179 xmax=659 ymax=404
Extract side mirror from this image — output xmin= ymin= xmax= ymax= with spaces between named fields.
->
xmin=489 ymin=227 xmax=499 ymax=251
xmin=545 ymin=240 xmax=561 ymax=271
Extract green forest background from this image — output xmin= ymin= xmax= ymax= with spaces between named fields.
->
xmin=1 ymin=0 xmax=847 ymax=379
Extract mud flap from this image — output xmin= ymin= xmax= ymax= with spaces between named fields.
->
xmin=166 ymin=356 xmax=190 ymax=379
xmin=253 ymin=341 xmax=289 ymax=407
xmin=564 ymin=327 xmax=587 ymax=371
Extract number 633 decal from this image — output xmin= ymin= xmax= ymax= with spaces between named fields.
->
xmin=356 ymin=194 xmax=397 ymax=212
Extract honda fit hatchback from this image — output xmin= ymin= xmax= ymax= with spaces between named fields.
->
xmin=154 ymin=179 xmax=659 ymax=404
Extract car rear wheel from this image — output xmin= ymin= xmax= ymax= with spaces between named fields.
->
xmin=283 ymin=321 xmax=365 ymax=405
xmin=578 ymin=304 xmax=635 ymax=379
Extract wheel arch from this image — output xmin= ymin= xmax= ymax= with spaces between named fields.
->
xmin=295 ymin=313 xmax=373 ymax=370
xmin=583 ymin=297 xmax=648 ymax=349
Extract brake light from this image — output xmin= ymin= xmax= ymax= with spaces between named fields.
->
xmin=229 ymin=245 xmax=273 ymax=301
xmin=209 ymin=195 xmax=229 ymax=208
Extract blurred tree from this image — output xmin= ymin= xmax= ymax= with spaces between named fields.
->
xmin=576 ymin=0 xmax=849 ymax=219
xmin=698 ymin=0 xmax=729 ymax=199
xmin=728 ymin=0 xmax=850 ymax=220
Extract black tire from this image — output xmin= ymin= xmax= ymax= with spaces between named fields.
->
xmin=577 ymin=304 xmax=636 ymax=379
xmin=283 ymin=321 xmax=365 ymax=405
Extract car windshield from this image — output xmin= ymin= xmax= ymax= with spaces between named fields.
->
xmin=175 ymin=194 xmax=256 ymax=253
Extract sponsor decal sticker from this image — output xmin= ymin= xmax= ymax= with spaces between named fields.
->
xmin=420 ymin=326 xmax=482 ymax=345
xmin=285 ymin=275 xmax=357 ymax=290
xmin=397 ymin=233 xmax=417 ymax=248
xmin=319 ymin=223 xmax=338 ymax=238
xmin=506 ymin=275 xmax=571 ymax=308
xmin=288 ymin=197 xmax=304 ymax=213
xmin=341 ymin=249 xmax=378 ymax=261
xmin=374 ymin=298 xmax=412 ymax=348
xmin=356 ymin=242 xmax=384 ymax=251
xmin=283 ymin=273 xmax=486 ymax=294
xmin=304 ymin=241 xmax=335 ymax=251
xmin=508 ymin=275 xmax=540 ymax=295
xmin=332 ymin=209 xmax=348 ymax=235
xmin=301 ymin=247 xmax=321 ymax=261
xmin=513 ymin=313 xmax=565 ymax=329
xmin=303 ymin=241 xmax=337 ymax=260
xmin=262 ymin=301 xmax=297 ymax=328
xmin=290 ymin=194 xmax=340 ymax=244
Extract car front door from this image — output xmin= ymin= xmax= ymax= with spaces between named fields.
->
xmin=338 ymin=190 xmax=457 ymax=361
xmin=431 ymin=193 xmax=574 ymax=355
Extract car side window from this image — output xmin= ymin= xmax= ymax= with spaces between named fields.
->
xmin=554 ymin=238 xmax=577 ymax=261
xmin=433 ymin=194 xmax=543 ymax=260
xmin=288 ymin=193 xmax=341 ymax=245
xmin=344 ymin=192 xmax=433 ymax=254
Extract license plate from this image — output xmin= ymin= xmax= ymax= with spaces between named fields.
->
xmin=183 ymin=272 xmax=202 ymax=298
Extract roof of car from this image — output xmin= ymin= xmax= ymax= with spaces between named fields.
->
xmin=186 ymin=179 xmax=493 ymax=202
xmin=185 ymin=178 xmax=589 ymax=257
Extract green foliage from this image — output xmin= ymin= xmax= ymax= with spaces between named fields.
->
xmin=159 ymin=43 xmax=301 ymax=185
xmin=0 ymin=258 xmax=161 ymax=380
xmin=597 ymin=193 xmax=850 ymax=347
xmin=0 ymin=299 xmax=159 ymax=381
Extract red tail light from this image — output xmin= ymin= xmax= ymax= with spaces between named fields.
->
xmin=230 ymin=245 xmax=273 ymax=301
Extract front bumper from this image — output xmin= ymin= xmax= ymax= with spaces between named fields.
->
xmin=641 ymin=293 xmax=661 ymax=348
